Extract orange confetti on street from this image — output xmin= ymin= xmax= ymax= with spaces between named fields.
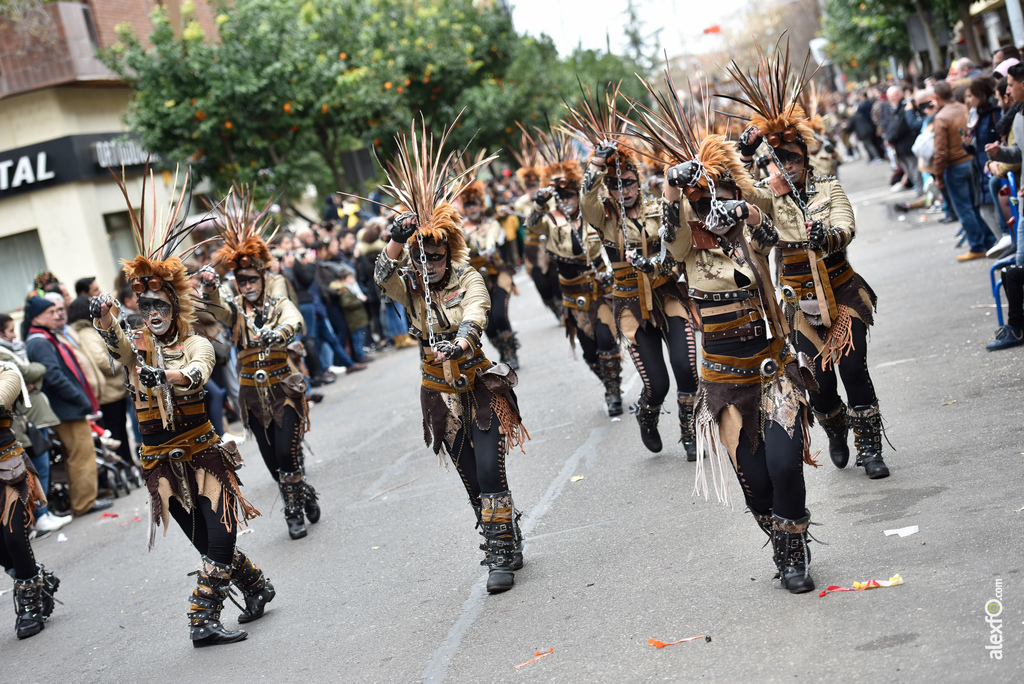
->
xmin=648 ymin=635 xmax=710 ymax=648
xmin=513 ymin=647 xmax=553 ymax=669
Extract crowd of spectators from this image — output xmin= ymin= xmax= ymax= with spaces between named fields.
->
xmin=824 ymin=48 xmax=1024 ymax=352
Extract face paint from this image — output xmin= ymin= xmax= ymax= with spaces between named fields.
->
xmin=235 ymin=269 xmax=264 ymax=303
xmin=413 ymin=246 xmax=449 ymax=284
xmin=139 ymin=292 xmax=174 ymax=336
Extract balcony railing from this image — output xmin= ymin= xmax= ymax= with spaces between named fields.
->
xmin=0 ymin=2 xmax=118 ymax=99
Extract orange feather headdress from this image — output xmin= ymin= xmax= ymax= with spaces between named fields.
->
xmin=112 ymin=166 xmax=214 ymax=336
xmin=370 ymin=113 xmax=496 ymax=266
xmin=212 ymin=185 xmax=277 ymax=272
xmin=561 ymin=81 xmax=639 ymax=177
xmin=620 ymin=63 xmax=753 ymax=198
xmin=720 ymin=37 xmax=817 ymax=149
xmin=511 ymin=129 xmax=543 ymax=187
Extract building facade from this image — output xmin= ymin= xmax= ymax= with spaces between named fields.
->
xmin=0 ymin=0 xmax=216 ymax=313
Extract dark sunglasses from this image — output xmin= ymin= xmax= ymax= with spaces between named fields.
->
xmin=131 ymin=275 xmax=164 ymax=293
xmin=605 ymin=178 xmax=638 ymax=190
xmin=552 ymin=177 xmax=576 ymax=190
xmin=775 ymin=149 xmax=805 ymax=166
xmin=235 ymin=274 xmax=262 ymax=287
xmin=690 ymin=197 xmax=713 ymax=218
xmin=138 ymin=297 xmax=172 ymax=318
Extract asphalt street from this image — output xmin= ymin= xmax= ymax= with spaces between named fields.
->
xmin=4 ymin=159 xmax=1022 ymax=683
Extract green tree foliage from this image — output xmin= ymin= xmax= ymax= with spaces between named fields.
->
xmin=102 ymin=0 xmax=645 ymax=206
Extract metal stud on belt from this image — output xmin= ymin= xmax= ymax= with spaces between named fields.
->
xmin=254 ymin=369 xmax=269 ymax=384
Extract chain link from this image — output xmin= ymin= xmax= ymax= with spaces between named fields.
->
xmin=416 ymin=241 xmax=439 ymax=349
xmin=763 ymin=145 xmax=810 ymax=218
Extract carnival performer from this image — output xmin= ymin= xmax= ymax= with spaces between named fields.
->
xmin=563 ymin=85 xmax=700 ymax=458
xmin=0 ymin=362 xmax=59 ymax=639
xmin=92 ymin=171 xmax=273 ymax=646
xmin=623 ymin=69 xmax=821 ymax=593
xmin=460 ymin=179 xmax=522 ymax=370
xmin=200 ymin=186 xmax=323 ymax=539
xmin=525 ymin=128 xmax=623 ymax=416
xmin=725 ymin=46 xmax=889 ymax=480
xmin=511 ymin=131 xmax=562 ymax=321
xmin=372 ymin=119 xmax=529 ymax=594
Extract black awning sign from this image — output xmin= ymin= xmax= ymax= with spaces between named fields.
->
xmin=0 ymin=152 xmax=56 ymax=191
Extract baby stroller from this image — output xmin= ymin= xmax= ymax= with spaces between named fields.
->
xmin=47 ymin=419 xmax=143 ymax=515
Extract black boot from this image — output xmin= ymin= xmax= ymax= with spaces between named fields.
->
xmin=848 ymin=403 xmax=890 ymax=479
xmin=677 ymin=391 xmax=697 ymax=461
xmin=494 ymin=330 xmax=521 ymax=370
xmin=189 ymin=557 xmax=248 ymax=647
xmin=13 ymin=569 xmax=53 ymax=639
xmin=279 ymin=472 xmax=308 ymax=540
xmin=230 ymin=550 xmax=276 ymax=624
xmin=631 ymin=398 xmax=663 ymax=453
xmin=813 ymin=401 xmax=850 ymax=469
xmin=479 ymin=491 xmax=519 ymax=594
xmin=771 ymin=510 xmax=816 ymax=594
xmin=474 ymin=503 xmax=523 ymax=570
xmin=303 ymin=481 xmax=321 ymax=524
xmin=598 ymin=351 xmax=624 ymax=417
xmin=751 ymin=510 xmax=774 ymax=541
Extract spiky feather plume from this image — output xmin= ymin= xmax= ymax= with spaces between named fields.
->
xmin=560 ymin=80 xmax=638 ymax=175
xmin=112 ymin=165 xmax=216 ymax=335
xmin=212 ymin=184 xmax=278 ymax=271
xmin=719 ymin=36 xmax=816 ymax=146
xmin=510 ymin=127 xmax=544 ymax=185
xmin=374 ymin=113 xmax=497 ymax=265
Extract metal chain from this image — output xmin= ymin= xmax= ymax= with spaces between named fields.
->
xmin=613 ymin=150 xmax=632 ymax=254
xmin=763 ymin=145 xmax=810 ymax=218
xmin=416 ymin=241 xmax=439 ymax=349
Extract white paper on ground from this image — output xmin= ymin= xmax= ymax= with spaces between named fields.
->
xmin=884 ymin=525 xmax=919 ymax=537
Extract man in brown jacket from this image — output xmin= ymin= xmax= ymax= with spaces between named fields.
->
xmin=932 ymin=80 xmax=997 ymax=260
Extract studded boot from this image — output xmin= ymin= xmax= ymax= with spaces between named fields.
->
xmin=631 ymin=397 xmax=663 ymax=453
xmin=677 ymin=391 xmax=697 ymax=461
xmin=771 ymin=510 xmax=815 ymax=594
xmin=279 ymin=471 xmax=308 ymax=540
xmin=303 ymin=480 xmax=321 ymax=524
xmin=13 ymin=569 xmax=52 ymax=639
xmin=848 ymin=403 xmax=890 ymax=480
xmin=474 ymin=502 xmax=523 ymax=570
xmin=813 ymin=401 xmax=850 ymax=469
xmin=598 ymin=350 xmax=624 ymax=417
xmin=189 ymin=557 xmax=248 ymax=647
xmin=751 ymin=509 xmax=774 ymax=541
xmin=479 ymin=491 xmax=519 ymax=594
xmin=230 ymin=549 xmax=276 ymax=624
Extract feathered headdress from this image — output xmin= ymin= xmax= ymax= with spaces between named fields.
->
xmin=720 ymin=37 xmax=817 ymax=148
xmin=372 ymin=113 xmax=497 ymax=266
xmin=212 ymin=184 xmax=277 ymax=272
xmin=619 ymin=63 xmax=753 ymax=198
xmin=561 ymin=81 xmax=638 ymax=177
xmin=800 ymin=80 xmax=827 ymax=137
xmin=113 ymin=166 xmax=213 ymax=336
xmin=510 ymin=128 xmax=543 ymax=186
xmin=531 ymin=126 xmax=583 ymax=189
xmin=460 ymin=179 xmax=487 ymax=207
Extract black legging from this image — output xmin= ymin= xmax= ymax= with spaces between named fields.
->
xmin=1003 ymin=264 xmax=1024 ymax=329
xmin=796 ymin=317 xmax=876 ymax=412
xmin=449 ymin=420 xmax=507 ymax=508
xmin=168 ymin=496 xmax=237 ymax=565
xmin=248 ymin=405 xmax=303 ymax=482
xmin=530 ymin=262 xmax=560 ymax=305
xmin=0 ymin=499 xmax=37 ymax=579
xmin=576 ymin=320 xmax=617 ymax=365
xmin=733 ymin=421 xmax=807 ymax=521
xmin=486 ymin=286 xmax=512 ymax=337
xmin=627 ymin=315 xmax=698 ymax=406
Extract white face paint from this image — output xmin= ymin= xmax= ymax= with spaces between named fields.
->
xmin=235 ymin=269 xmax=264 ymax=303
xmin=139 ymin=290 xmax=174 ymax=336
xmin=413 ymin=244 xmax=449 ymax=285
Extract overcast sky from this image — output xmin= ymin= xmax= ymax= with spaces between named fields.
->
xmin=509 ymin=0 xmax=749 ymax=57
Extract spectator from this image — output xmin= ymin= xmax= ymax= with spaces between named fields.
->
xmin=117 ymin=283 xmax=139 ymax=314
xmin=884 ymin=85 xmax=923 ymax=193
xmin=335 ymin=267 xmax=371 ymax=360
xmin=23 ymin=296 xmax=112 ymax=515
xmin=74 ymin=277 xmax=101 ymax=298
xmin=851 ymin=91 xmax=884 ymax=162
xmin=932 ymin=79 xmax=996 ymax=260
xmin=355 ymin=218 xmax=387 ymax=347
xmin=315 ymin=240 xmax=367 ymax=368
xmin=951 ymin=58 xmax=980 ymax=81
xmin=0 ymin=313 xmax=69 ymax=532
xmin=961 ymin=77 xmax=1009 ymax=255
xmin=66 ymin=296 xmax=134 ymax=465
